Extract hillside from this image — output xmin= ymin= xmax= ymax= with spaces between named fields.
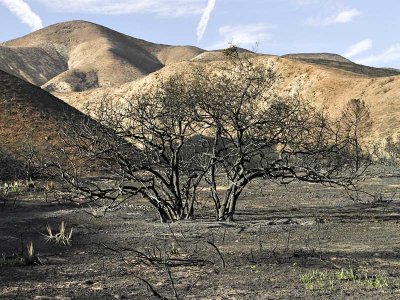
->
xmin=282 ymin=53 xmax=400 ymax=77
xmin=56 ymin=55 xmax=400 ymax=143
xmin=1 ymin=20 xmax=204 ymax=92
xmin=0 ymin=70 xmax=90 ymax=179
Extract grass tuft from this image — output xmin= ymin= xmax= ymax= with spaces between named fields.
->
xmin=43 ymin=221 xmax=73 ymax=246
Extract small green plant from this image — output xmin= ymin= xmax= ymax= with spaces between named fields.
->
xmin=0 ymin=180 xmax=33 ymax=198
xmin=2 ymin=181 xmax=22 ymax=195
xmin=364 ymin=275 xmax=389 ymax=289
xmin=0 ymin=253 xmax=24 ymax=267
xmin=300 ymin=270 xmax=329 ymax=290
xmin=300 ymin=268 xmax=391 ymax=292
xmin=222 ymin=45 xmax=239 ymax=57
xmin=335 ymin=268 xmax=357 ymax=281
xmin=0 ymin=181 xmax=27 ymax=208
xmin=43 ymin=221 xmax=73 ymax=246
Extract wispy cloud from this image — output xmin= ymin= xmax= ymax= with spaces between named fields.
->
xmin=0 ymin=0 xmax=43 ymax=31
xmin=38 ymin=0 xmax=206 ymax=16
xmin=294 ymin=0 xmax=320 ymax=5
xmin=208 ymin=24 xmax=271 ymax=50
xmin=344 ymin=39 xmax=372 ymax=59
xmin=356 ymin=43 xmax=400 ymax=67
xmin=197 ymin=0 xmax=216 ymax=42
xmin=335 ymin=9 xmax=361 ymax=23
xmin=307 ymin=9 xmax=361 ymax=27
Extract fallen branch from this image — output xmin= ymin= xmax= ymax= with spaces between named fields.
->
xmin=98 ymin=243 xmax=155 ymax=266
xmin=135 ymin=276 xmax=169 ymax=300
xmin=207 ymin=241 xmax=226 ymax=268
xmin=165 ymin=265 xmax=179 ymax=300
xmin=99 ymin=243 xmax=212 ymax=267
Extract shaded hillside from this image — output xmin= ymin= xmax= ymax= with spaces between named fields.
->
xmin=1 ymin=21 xmax=204 ymax=92
xmin=0 ymin=45 xmax=67 ymax=86
xmin=0 ymin=70 xmax=90 ymax=179
xmin=283 ymin=53 xmax=400 ymax=77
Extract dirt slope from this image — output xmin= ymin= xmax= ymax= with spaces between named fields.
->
xmin=1 ymin=20 xmax=204 ymax=92
xmin=0 ymin=69 xmax=90 ymax=178
xmin=0 ymin=45 xmax=67 ymax=86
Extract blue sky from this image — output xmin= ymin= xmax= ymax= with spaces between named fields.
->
xmin=0 ymin=0 xmax=399 ymax=68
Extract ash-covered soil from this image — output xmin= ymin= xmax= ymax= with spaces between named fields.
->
xmin=1 ymin=176 xmax=400 ymax=299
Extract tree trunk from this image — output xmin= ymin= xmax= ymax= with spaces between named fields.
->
xmin=157 ymin=207 xmax=171 ymax=223
xmin=186 ymin=196 xmax=195 ymax=220
xmin=217 ymin=186 xmax=232 ymax=220
xmin=217 ymin=183 xmax=245 ymax=221
xmin=226 ymin=196 xmax=238 ymax=221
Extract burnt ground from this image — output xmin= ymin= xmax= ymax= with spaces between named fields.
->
xmin=1 ymin=175 xmax=400 ymax=299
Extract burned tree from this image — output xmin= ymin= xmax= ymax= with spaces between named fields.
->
xmin=0 ymin=142 xmax=42 ymax=182
xmin=58 ymin=74 xmax=206 ymax=222
xmin=191 ymin=49 xmax=370 ymax=220
xmin=340 ymin=99 xmax=373 ymax=171
xmin=59 ymin=48 xmax=370 ymax=222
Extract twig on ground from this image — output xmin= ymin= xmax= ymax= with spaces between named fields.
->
xmin=99 ymin=243 xmax=155 ymax=265
xmin=99 ymin=243 xmax=211 ymax=267
xmin=134 ymin=276 xmax=170 ymax=300
xmin=207 ymin=241 xmax=226 ymax=268
xmin=165 ymin=264 xmax=179 ymax=300
xmin=222 ymin=228 xmax=227 ymax=243
xmin=168 ymin=224 xmax=185 ymax=251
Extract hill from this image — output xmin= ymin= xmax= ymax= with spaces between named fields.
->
xmin=282 ymin=53 xmax=400 ymax=77
xmin=0 ymin=69 xmax=90 ymax=179
xmin=1 ymin=20 xmax=399 ymax=93
xmin=1 ymin=20 xmax=204 ymax=92
xmin=58 ymin=55 xmax=400 ymax=142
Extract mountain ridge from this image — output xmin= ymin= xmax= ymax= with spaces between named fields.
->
xmin=1 ymin=20 xmax=398 ymax=94
xmin=282 ymin=53 xmax=400 ymax=77
xmin=1 ymin=20 xmax=205 ymax=92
